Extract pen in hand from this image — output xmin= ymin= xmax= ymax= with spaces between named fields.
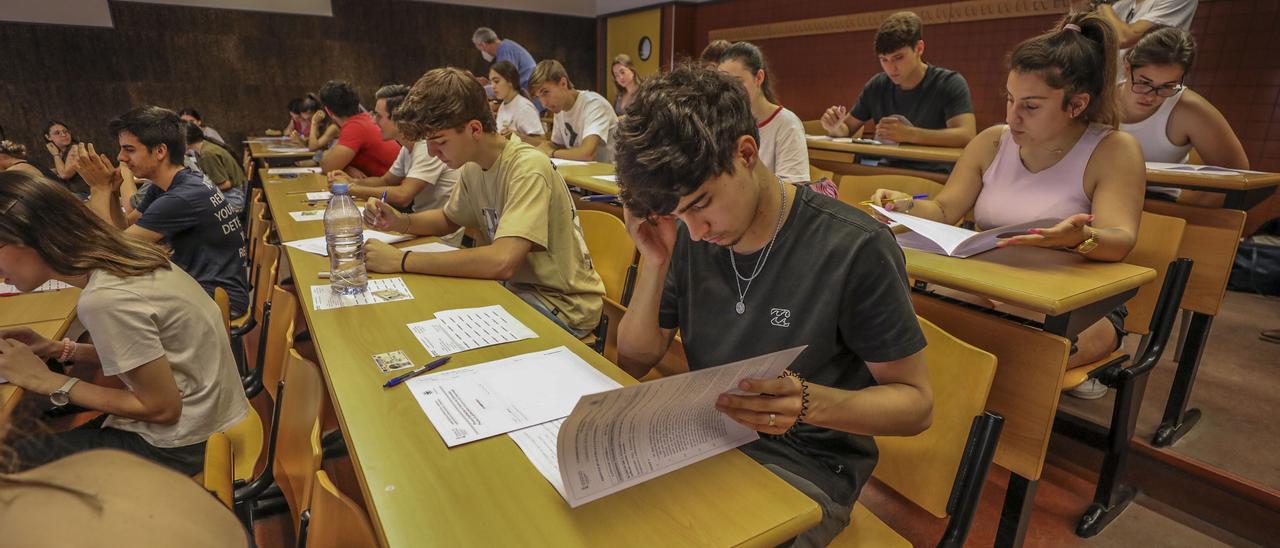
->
xmin=383 ymin=356 xmax=451 ymax=388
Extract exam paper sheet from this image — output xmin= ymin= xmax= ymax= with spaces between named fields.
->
xmin=309 ymin=277 xmax=414 ymax=311
xmin=283 ymin=231 xmax=411 ymax=256
xmin=511 ymin=345 xmax=805 ymax=507
xmin=407 ymin=305 xmax=537 ymax=357
xmin=407 ymin=346 xmax=620 ymax=447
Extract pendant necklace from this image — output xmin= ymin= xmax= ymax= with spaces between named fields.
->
xmin=729 ymin=182 xmax=787 ymax=315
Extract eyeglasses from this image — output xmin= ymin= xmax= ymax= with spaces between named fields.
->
xmin=48 ymin=130 xmax=70 ymax=136
xmin=1130 ymin=81 xmax=1185 ymax=97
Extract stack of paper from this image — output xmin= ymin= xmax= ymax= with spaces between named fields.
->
xmin=310 ymin=277 xmax=414 ymax=311
xmin=509 ymin=345 xmax=806 ymax=507
xmin=267 ymin=145 xmax=312 ymax=153
xmin=408 ymin=305 xmax=537 ymax=357
xmin=406 ymin=346 xmax=620 ymax=447
xmin=550 ymin=158 xmax=591 ymax=168
xmin=284 ymin=231 xmax=412 ymax=257
xmin=0 ymin=279 xmax=74 ymax=295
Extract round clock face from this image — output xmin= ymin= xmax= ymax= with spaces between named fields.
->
xmin=638 ymin=36 xmax=652 ymax=61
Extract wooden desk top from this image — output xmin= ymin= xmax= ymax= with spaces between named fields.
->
xmin=1144 ymin=168 xmax=1280 ymax=192
xmin=0 ymin=292 xmax=80 ymax=423
xmin=904 ymin=247 xmax=1155 ymax=316
xmin=262 ymin=173 xmax=820 ymax=547
xmin=247 ymin=140 xmax=314 ymax=160
xmin=805 ymin=136 xmax=965 ymax=164
xmin=557 ymin=162 xmax=619 ymax=195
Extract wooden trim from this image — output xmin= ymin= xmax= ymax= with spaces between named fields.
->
xmin=708 ymin=0 xmax=1071 ymax=42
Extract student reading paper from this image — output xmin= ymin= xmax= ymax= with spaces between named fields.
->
xmin=614 ymin=64 xmax=933 ymax=547
xmin=871 ymin=12 xmax=1145 ymax=400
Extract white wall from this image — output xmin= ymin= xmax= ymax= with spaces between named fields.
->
xmin=418 ymin=0 xmax=596 ymax=17
xmin=121 ymin=0 xmax=333 ymax=16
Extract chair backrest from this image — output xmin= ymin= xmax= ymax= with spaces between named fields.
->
xmin=872 ymin=316 xmax=998 ymax=518
xmin=263 ymin=285 xmax=299 ymax=401
xmin=837 ymin=174 xmax=945 ymax=208
xmin=1122 ymin=211 xmax=1187 ymax=334
xmin=578 ymin=210 xmax=637 ymax=305
xmin=275 ymin=349 xmax=325 ymax=531
xmin=248 ymin=235 xmax=281 ymax=323
xmin=801 ymin=119 xmax=825 ymax=135
xmin=223 ymin=406 xmax=265 ymax=483
xmin=307 ymin=470 xmax=380 ymax=548
xmin=213 ymin=287 xmax=231 ymax=333
xmin=202 ymin=431 xmax=235 ymax=510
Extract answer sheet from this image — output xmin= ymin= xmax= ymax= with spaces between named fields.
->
xmin=267 ymin=166 xmax=322 ymax=175
xmin=283 ymin=231 xmax=412 ymax=257
xmin=407 ymin=305 xmax=537 ymax=357
xmin=309 ymin=277 xmax=414 ymax=311
xmin=549 ymin=158 xmax=591 ymax=167
xmin=407 ymin=346 xmax=620 ymax=447
xmin=267 ymin=145 xmax=312 ymax=153
xmin=288 ymin=210 xmax=325 ymax=222
xmin=401 ymin=242 xmax=457 ymax=254
xmin=511 ymin=345 xmax=805 ymax=507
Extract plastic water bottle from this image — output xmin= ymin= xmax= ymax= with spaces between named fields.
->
xmin=324 ymin=183 xmax=368 ymax=295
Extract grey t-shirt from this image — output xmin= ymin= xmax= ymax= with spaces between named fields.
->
xmin=659 ymin=187 xmax=927 ymax=505
xmin=850 ymin=65 xmax=973 ymax=129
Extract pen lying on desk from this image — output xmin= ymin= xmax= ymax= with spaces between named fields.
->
xmin=579 ymin=194 xmax=620 ymax=203
xmin=383 ymin=356 xmax=451 ymax=388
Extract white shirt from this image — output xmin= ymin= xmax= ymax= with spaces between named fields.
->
xmin=757 ymin=106 xmax=811 ymax=183
xmin=497 ymin=95 xmax=544 ymax=136
xmin=80 ymin=265 xmax=249 ymax=447
xmin=1114 ymin=0 xmax=1198 ymax=65
xmin=551 ymin=90 xmax=618 ymax=163
xmin=388 ymin=141 xmax=460 ymax=213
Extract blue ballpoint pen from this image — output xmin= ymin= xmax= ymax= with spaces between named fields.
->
xmin=383 ymin=356 xmax=451 ymax=388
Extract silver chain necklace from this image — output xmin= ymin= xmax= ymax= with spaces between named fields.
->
xmin=730 ymin=182 xmax=787 ymax=315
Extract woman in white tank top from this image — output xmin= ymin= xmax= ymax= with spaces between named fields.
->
xmin=1118 ymin=27 xmax=1248 ymax=205
xmin=871 ymin=14 xmax=1147 ymax=396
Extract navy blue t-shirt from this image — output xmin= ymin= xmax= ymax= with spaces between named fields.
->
xmin=136 ymin=168 xmax=249 ymax=315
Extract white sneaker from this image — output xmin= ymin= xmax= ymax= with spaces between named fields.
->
xmin=1068 ymin=378 xmax=1109 ymax=400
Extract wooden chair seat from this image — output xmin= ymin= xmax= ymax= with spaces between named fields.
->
xmin=829 ymin=503 xmax=912 ymax=548
xmin=1062 ymin=349 xmax=1128 ymax=391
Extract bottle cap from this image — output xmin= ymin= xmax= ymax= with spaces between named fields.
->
xmin=331 ymin=182 xmax=349 ymax=194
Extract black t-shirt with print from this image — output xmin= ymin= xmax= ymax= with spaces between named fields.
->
xmin=136 ymin=168 xmax=249 ymax=315
xmin=659 ymin=187 xmax=927 ymax=505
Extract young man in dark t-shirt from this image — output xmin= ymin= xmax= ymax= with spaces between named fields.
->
xmin=614 ymin=65 xmax=934 ymax=546
xmin=821 ymin=11 xmax=976 ymax=149
xmin=77 ymin=106 xmax=249 ymax=316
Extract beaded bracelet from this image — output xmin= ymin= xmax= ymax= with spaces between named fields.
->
xmin=57 ymin=338 xmax=75 ymax=364
xmin=780 ymin=370 xmax=810 ymax=432
xmin=400 ymin=251 xmax=412 ymax=273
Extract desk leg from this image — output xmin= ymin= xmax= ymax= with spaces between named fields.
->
xmin=1154 ymin=312 xmax=1212 ymax=447
xmin=1075 ymin=371 xmax=1149 ymax=537
xmin=996 ymin=473 xmax=1038 ymax=548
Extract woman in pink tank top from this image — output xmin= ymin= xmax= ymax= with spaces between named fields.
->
xmin=871 ymin=13 xmax=1147 ymax=396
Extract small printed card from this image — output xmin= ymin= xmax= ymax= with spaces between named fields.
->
xmin=372 ymin=350 xmax=415 ymax=373
xmin=289 ymin=210 xmax=326 ymax=222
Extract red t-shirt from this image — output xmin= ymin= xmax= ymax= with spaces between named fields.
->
xmin=336 ymin=112 xmax=400 ymax=176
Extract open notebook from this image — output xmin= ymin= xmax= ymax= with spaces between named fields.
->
xmin=871 ymin=205 xmax=1056 ymax=258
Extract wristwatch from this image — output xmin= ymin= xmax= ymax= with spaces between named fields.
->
xmin=50 ymin=377 xmax=80 ymax=407
xmin=1074 ymin=227 xmax=1101 ymax=255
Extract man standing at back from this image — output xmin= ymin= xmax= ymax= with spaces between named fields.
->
xmin=473 ymin=27 xmax=537 ymax=91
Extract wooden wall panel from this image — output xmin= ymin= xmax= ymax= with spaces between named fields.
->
xmin=0 ymin=0 xmax=595 ymax=163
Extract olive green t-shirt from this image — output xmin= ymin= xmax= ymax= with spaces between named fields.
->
xmin=443 ymin=137 xmax=605 ymax=333
xmin=196 ymin=141 xmax=245 ymax=191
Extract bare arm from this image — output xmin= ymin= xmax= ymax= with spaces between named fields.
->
xmin=872 ymin=124 xmax=1001 ymax=225
xmin=538 ymin=134 xmax=605 ymax=162
xmin=902 ymin=113 xmax=977 ymax=148
xmin=615 ymin=211 xmax=679 ymax=378
xmin=1096 ymin=4 xmax=1158 ymax=48
xmin=1177 ymin=90 xmax=1249 ymax=170
xmin=320 ymin=144 xmax=357 ymax=173
xmin=390 ymin=236 xmax=533 ymax=280
xmin=346 ymin=173 xmax=430 ymax=210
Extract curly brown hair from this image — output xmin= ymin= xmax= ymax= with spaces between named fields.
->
xmin=393 ymin=67 xmax=496 ymax=140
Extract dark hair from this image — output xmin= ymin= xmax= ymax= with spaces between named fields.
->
xmin=719 ymin=41 xmax=778 ymax=103
xmin=108 ymin=106 xmax=186 ymax=165
xmin=1009 ymin=12 xmax=1119 ymax=127
xmin=43 ymin=120 xmax=74 ymax=145
xmin=177 ymin=107 xmax=202 ymax=122
xmin=183 ymin=120 xmax=205 ymax=144
xmin=700 ymin=40 xmax=732 ymax=66
xmin=875 ymin=12 xmax=924 ymax=55
xmin=374 ymin=84 xmax=410 ymax=115
xmin=394 ymin=67 xmax=496 ymax=139
xmin=1127 ymin=26 xmax=1196 ymax=73
xmin=318 ymin=80 xmax=362 ymax=118
xmin=0 ymin=172 xmax=171 ymax=278
xmin=299 ymin=96 xmax=321 ymax=114
xmin=614 ymin=63 xmax=758 ymax=219
xmin=489 ymin=60 xmax=529 ymax=100
xmin=287 ymin=98 xmax=304 ymax=114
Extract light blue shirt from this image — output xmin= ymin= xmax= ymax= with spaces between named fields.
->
xmin=497 ymin=39 xmax=537 ymax=89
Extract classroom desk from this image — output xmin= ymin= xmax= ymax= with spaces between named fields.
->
xmin=246 ymin=140 xmax=314 ymax=165
xmin=261 ymin=173 xmax=820 ymax=547
xmin=805 ymin=137 xmax=963 ymax=183
xmin=0 ymin=289 xmax=81 ymax=423
xmin=1138 ymin=170 xmax=1280 ymax=447
xmin=904 ymin=247 xmax=1155 ymax=547
xmin=557 ymin=162 xmax=619 ymax=195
